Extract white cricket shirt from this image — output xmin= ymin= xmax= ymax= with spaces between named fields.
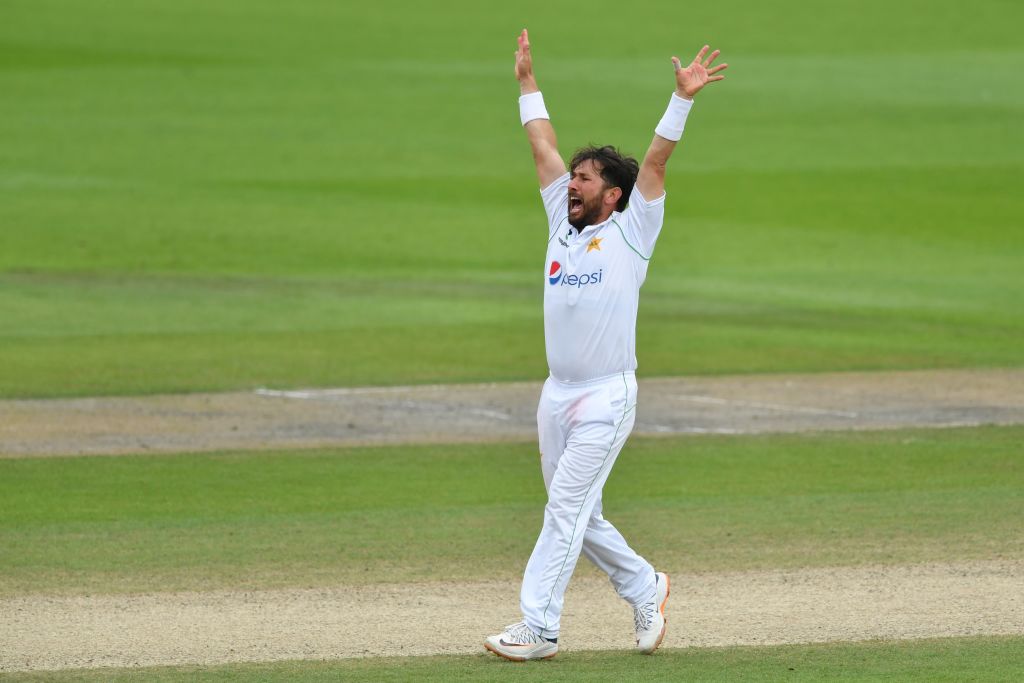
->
xmin=540 ymin=173 xmax=666 ymax=383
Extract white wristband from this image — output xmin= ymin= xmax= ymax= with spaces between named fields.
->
xmin=654 ymin=92 xmax=693 ymax=142
xmin=519 ymin=91 xmax=550 ymax=126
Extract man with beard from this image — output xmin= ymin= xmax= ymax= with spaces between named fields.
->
xmin=484 ymin=30 xmax=727 ymax=661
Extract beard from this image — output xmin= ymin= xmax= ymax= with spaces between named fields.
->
xmin=568 ymin=194 xmax=602 ymax=230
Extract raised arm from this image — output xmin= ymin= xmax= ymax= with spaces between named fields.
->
xmin=635 ymin=45 xmax=727 ymax=201
xmin=515 ymin=29 xmax=567 ymax=189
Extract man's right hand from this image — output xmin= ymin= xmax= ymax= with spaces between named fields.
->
xmin=515 ymin=29 xmax=539 ymax=94
xmin=515 ymin=28 xmax=565 ymax=188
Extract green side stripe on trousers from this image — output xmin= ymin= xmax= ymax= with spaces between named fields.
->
xmin=541 ymin=372 xmax=636 ymax=633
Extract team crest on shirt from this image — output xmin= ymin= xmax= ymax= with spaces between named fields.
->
xmin=587 ymin=237 xmax=603 ymax=253
xmin=548 ymin=261 xmax=563 ymax=285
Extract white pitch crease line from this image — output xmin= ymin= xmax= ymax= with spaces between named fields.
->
xmin=917 ymin=420 xmax=986 ymax=428
xmin=255 ymin=385 xmax=457 ymax=399
xmin=254 ymin=382 xmax=534 ymax=399
xmin=637 ymin=423 xmax=746 ymax=435
xmin=644 ymin=424 xmax=678 ymax=433
xmin=466 ymin=408 xmax=513 ymax=421
xmin=256 ymin=389 xmax=514 ymax=421
xmin=673 ymin=394 xmax=860 ymax=418
xmin=673 ymin=426 xmax=745 ymax=434
xmin=255 ymin=389 xmax=320 ymax=399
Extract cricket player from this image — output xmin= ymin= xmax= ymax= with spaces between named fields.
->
xmin=484 ymin=30 xmax=727 ymax=661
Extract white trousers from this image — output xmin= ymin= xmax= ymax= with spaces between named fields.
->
xmin=520 ymin=371 xmax=656 ymax=639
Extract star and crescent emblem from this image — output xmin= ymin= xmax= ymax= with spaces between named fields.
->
xmin=587 ymin=237 xmax=603 ymax=253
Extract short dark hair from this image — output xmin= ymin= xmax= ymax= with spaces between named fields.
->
xmin=569 ymin=145 xmax=639 ymax=212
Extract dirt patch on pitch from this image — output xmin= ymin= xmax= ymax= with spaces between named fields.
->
xmin=2 ymin=368 xmax=1023 ymax=457
xmin=2 ymin=560 xmax=1021 ymax=672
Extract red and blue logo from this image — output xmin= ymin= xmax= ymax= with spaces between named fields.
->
xmin=548 ymin=261 xmax=563 ymax=285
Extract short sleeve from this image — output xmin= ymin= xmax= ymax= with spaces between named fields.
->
xmin=540 ymin=173 xmax=570 ymax=237
xmin=620 ymin=185 xmax=666 ymax=259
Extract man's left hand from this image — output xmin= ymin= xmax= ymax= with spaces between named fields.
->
xmin=672 ymin=45 xmax=728 ymax=99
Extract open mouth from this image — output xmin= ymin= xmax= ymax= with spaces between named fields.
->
xmin=569 ymin=195 xmax=583 ymax=216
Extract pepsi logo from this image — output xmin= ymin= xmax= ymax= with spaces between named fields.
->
xmin=548 ymin=261 xmax=562 ymax=285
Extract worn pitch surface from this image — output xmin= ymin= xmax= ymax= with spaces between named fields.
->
xmin=2 ymin=561 xmax=1022 ymax=672
xmin=3 ymin=368 xmax=1022 ymax=457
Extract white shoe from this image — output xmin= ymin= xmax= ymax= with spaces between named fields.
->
xmin=484 ymin=621 xmax=558 ymax=661
xmin=634 ymin=571 xmax=670 ymax=654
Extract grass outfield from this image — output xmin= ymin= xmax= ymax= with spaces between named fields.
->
xmin=6 ymin=637 xmax=1024 ymax=682
xmin=2 ymin=0 xmax=1022 ymax=397
xmin=2 ymin=426 xmax=1020 ymax=597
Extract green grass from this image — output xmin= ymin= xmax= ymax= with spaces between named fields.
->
xmin=6 ymin=637 xmax=1024 ymax=682
xmin=1 ymin=0 xmax=1022 ymax=397
xmin=1 ymin=426 xmax=1020 ymax=597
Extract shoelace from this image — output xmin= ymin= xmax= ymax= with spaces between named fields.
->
xmin=633 ymin=602 xmax=656 ymax=633
xmin=505 ymin=621 xmax=542 ymax=644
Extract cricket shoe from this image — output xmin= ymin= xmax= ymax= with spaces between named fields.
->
xmin=484 ymin=621 xmax=558 ymax=661
xmin=634 ymin=571 xmax=670 ymax=654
